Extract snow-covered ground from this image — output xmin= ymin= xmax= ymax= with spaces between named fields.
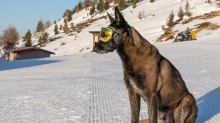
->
xmin=1 ymin=0 xmax=220 ymax=122
xmin=1 ymin=38 xmax=220 ymax=122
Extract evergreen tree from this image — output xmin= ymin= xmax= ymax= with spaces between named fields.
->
xmin=42 ymin=32 xmax=48 ymax=44
xmin=186 ymin=11 xmax=191 ymax=17
xmin=38 ymin=36 xmax=43 ymax=45
xmin=178 ymin=6 xmax=184 ymax=19
xmin=54 ymin=20 xmax=56 ymax=24
xmin=208 ymin=0 xmax=211 ymax=3
xmin=118 ymin=0 xmax=125 ymax=11
xmin=54 ymin=24 xmax=58 ymax=35
xmin=185 ymin=0 xmax=190 ymax=14
xmin=68 ymin=13 xmax=72 ymax=22
xmin=185 ymin=0 xmax=191 ymax=17
xmin=97 ymin=3 xmax=100 ymax=11
xmin=72 ymin=8 xmax=75 ymax=15
xmin=26 ymin=30 xmax=31 ymax=38
xmin=64 ymin=18 xmax=67 ymax=24
xmin=78 ymin=2 xmax=83 ymax=11
xmin=23 ymin=30 xmax=31 ymax=42
xmin=59 ymin=24 xmax=63 ymax=31
xmin=133 ymin=0 xmax=137 ymax=8
xmin=90 ymin=4 xmax=95 ymax=15
xmin=24 ymin=30 xmax=32 ymax=47
xmin=166 ymin=10 xmax=174 ymax=27
xmin=63 ymin=26 xmax=65 ymax=31
xmin=104 ymin=1 xmax=110 ymax=10
xmin=36 ymin=19 xmax=44 ymax=32
xmin=150 ymin=0 xmax=154 ymax=3
xmin=25 ymin=35 xmax=32 ymax=47
xmin=99 ymin=0 xmax=104 ymax=13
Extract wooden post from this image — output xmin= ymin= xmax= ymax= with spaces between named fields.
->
xmin=14 ymin=49 xmax=16 ymax=60
xmin=93 ymin=34 xmax=95 ymax=47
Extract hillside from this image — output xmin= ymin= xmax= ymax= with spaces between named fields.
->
xmin=1 ymin=0 xmax=220 ymax=58
xmin=39 ymin=0 xmax=220 ymax=56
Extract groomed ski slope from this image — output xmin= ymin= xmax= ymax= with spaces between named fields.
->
xmin=1 ymin=38 xmax=220 ymax=123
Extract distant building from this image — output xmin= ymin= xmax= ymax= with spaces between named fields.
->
xmin=5 ymin=47 xmax=55 ymax=61
xmin=89 ymin=31 xmax=100 ymax=48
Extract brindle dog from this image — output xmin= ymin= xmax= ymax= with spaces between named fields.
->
xmin=93 ymin=6 xmax=198 ymax=123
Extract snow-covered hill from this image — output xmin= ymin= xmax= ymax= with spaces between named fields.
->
xmin=1 ymin=0 xmax=220 ymax=58
xmin=37 ymin=0 xmax=220 ymax=57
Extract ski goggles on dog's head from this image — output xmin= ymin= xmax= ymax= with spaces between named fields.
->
xmin=99 ymin=27 xmax=117 ymax=42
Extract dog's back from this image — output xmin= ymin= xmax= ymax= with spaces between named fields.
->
xmin=157 ymin=56 xmax=189 ymax=107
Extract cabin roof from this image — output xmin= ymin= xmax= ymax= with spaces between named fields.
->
xmin=6 ymin=47 xmax=55 ymax=54
xmin=89 ymin=31 xmax=100 ymax=34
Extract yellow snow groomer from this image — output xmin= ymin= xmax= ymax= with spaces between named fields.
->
xmin=174 ymin=31 xmax=197 ymax=42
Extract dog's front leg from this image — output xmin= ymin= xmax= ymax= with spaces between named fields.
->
xmin=124 ymin=75 xmax=141 ymax=123
xmin=128 ymin=87 xmax=141 ymax=123
xmin=146 ymin=92 xmax=157 ymax=123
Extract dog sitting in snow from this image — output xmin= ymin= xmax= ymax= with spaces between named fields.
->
xmin=93 ymin=6 xmax=198 ymax=123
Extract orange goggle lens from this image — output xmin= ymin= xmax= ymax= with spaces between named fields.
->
xmin=100 ymin=27 xmax=113 ymax=42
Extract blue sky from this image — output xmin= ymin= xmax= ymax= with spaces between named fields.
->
xmin=0 ymin=0 xmax=78 ymax=38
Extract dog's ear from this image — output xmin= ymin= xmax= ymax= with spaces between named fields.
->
xmin=107 ymin=12 xmax=115 ymax=23
xmin=115 ymin=6 xmax=126 ymax=26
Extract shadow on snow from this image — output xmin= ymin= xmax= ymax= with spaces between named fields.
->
xmin=0 ymin=58 xmax=61 ymax=71
xmin=196 ymin=86 xmax=220 ymax=122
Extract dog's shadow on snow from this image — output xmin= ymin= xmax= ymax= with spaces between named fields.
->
xmin=0 ymin=58 xmax=61 ymax=71
xmin=196 ymin=86 xmax=220 ymax=122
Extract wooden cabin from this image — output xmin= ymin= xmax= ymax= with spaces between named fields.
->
xmin=5 ymin=47 xmax=55 ymax=61
xmin=89 ymin=31 xmax=100 ymax=47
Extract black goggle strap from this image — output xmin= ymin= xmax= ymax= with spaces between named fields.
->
xmin=108 ymin=30 xmax=124 ymax=42
xmin=107 ymin=25 xmax=134 ymax=46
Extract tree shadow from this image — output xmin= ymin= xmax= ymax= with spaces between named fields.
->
xmin=196 ymin=86 xmax=220 ymax=123
xmin=0 ymin=58 xmax=61 ymax=71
